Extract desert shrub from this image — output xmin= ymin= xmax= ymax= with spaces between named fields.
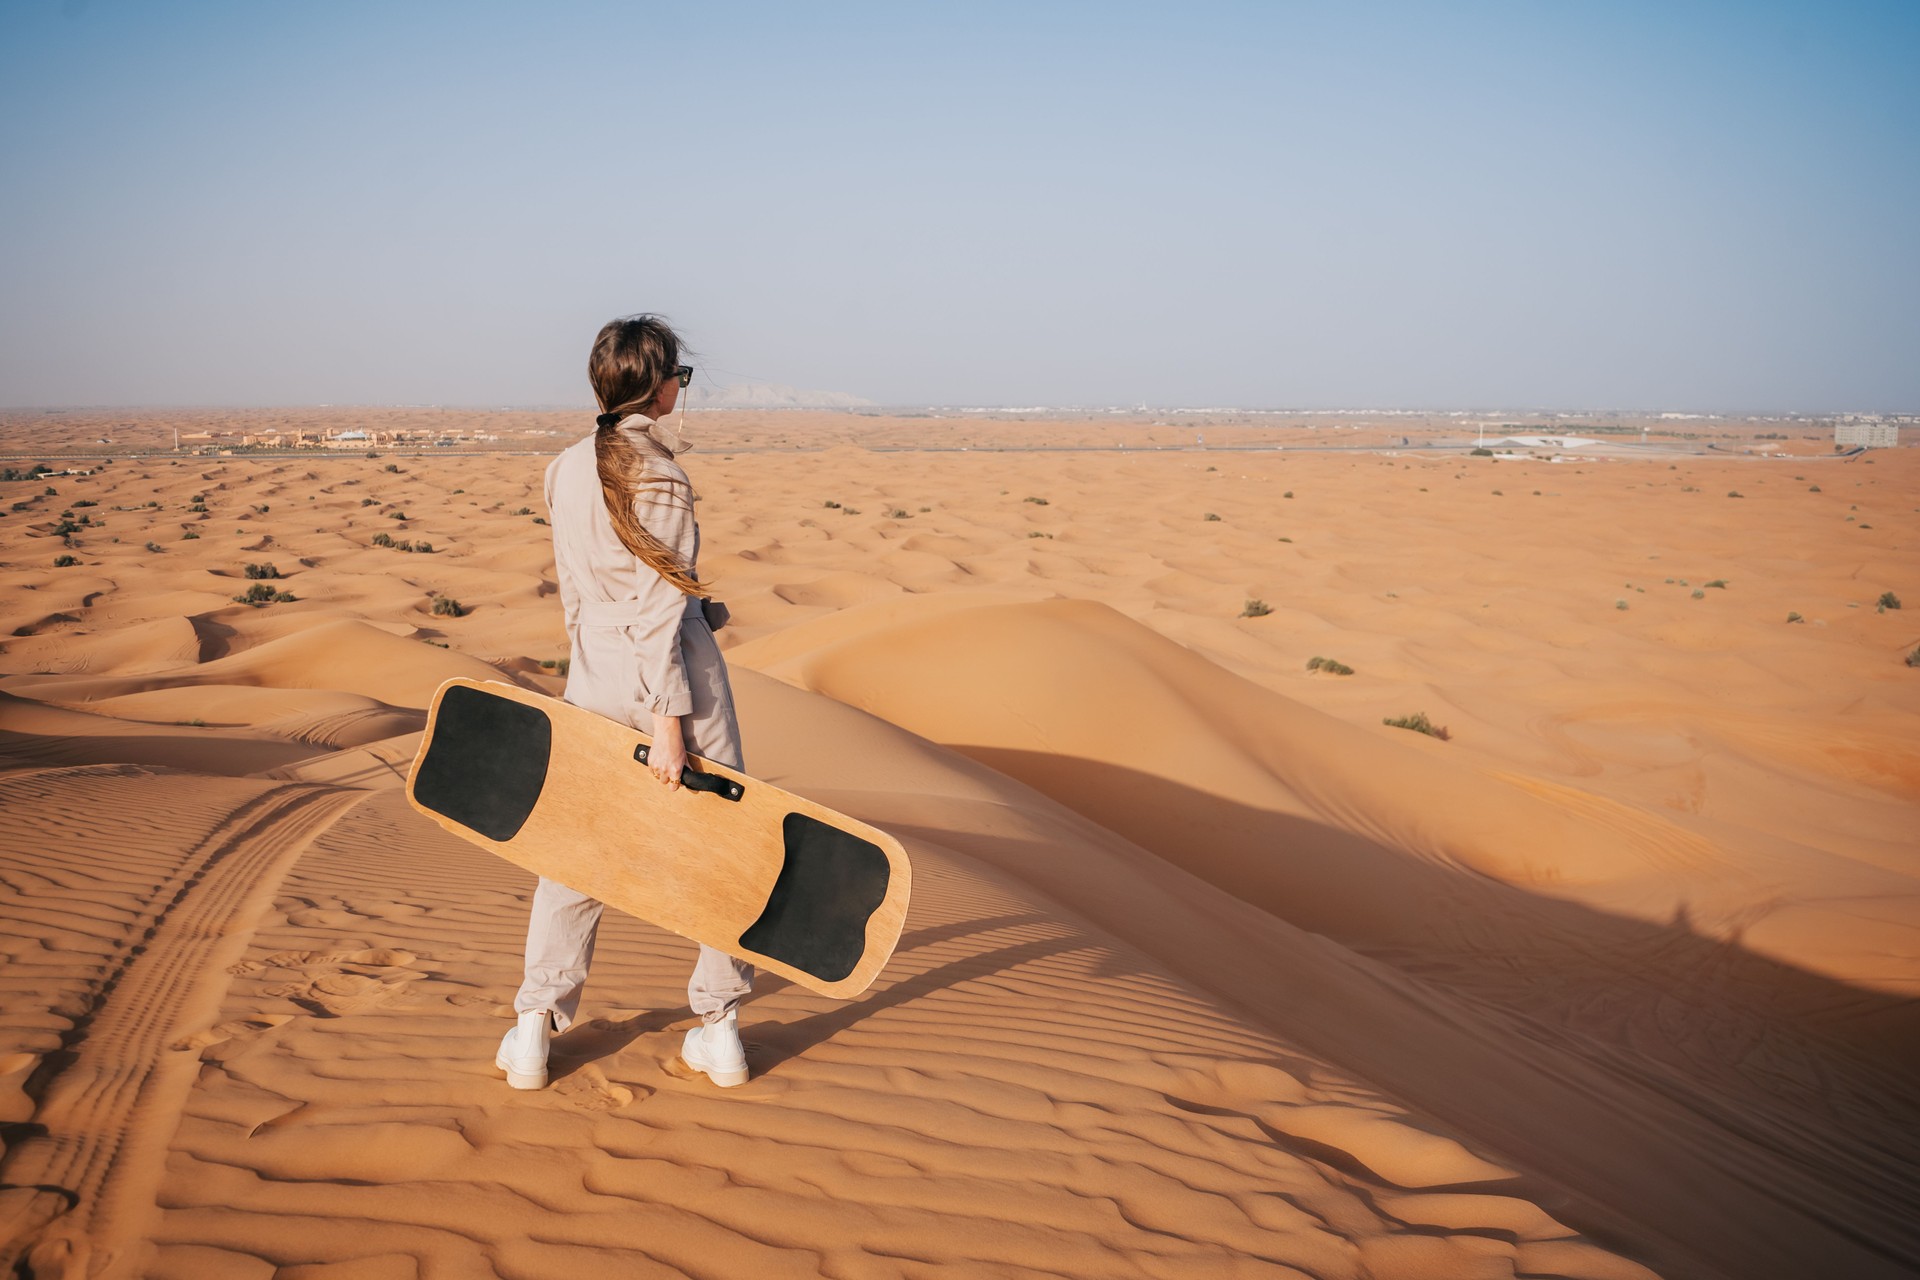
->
xmin=361 ymin=497 xmax=376 ymax=506
xmin=1704 ymin=579 xmax=1728 ymax=589
xmin=1786 ymin=612 xmax=1803 ymax=623
xmin=823 ymin=500 xmax=841 ymax=509
xmin=391 ymin=510 xmax=408 ymax=520
xmin=1282 ymin=490 xmax=1294 ymax=499
xmin=244 ymin=562 xmax=281 ymax=579
xmin=372 ymin=531 xmax=395 ymax=547
xmin=1615 ymin=599 xmax=1629 ymax=610
xmin=71 ymin=498 xmax=96 ymax=508
xmin=919 ymin=506 xmax=931 ymax=513
xmin=888 ymin=508 xmax=911 ymax=519
xmin=181 ymin=530 xmax=200 ymax=540
xmin=514 ymin=507 xmax=532 ymax=515
xmin=532 ymin=516 xmax=547 ymax=525
xmin=1204 ymin=512 xmax=1222 ymax=522
xmin=385 ymin=463 xmax=402 ymax=473
xmin=539 ymin=657 xmax=572 ymax=675
xmin=413 ymin=541 xmax=434 ymax=554
xmin=144 ymin=541 xmax=162 ymax=552
xmin=50 ymin=519 xmax=79 ymax=537
xmin=44 ymin=486 xmax=57 ymax=496
xmin=233 ymin=582 xmax=276 ymax=606
xmin=1027 ymin=530 xmax=1053 ymax=539
xmin=1241 ymin=599 xmax=1272 ymax=618
xmin=841 ymin=507 xmax=860 ymax=515
xmin=1306 ymin=656 xmax=1353 ymax=675
xmin=1907 ymin=646 xmax=1920 ymax=668
xmin=1470 ymin=447 xmax=1493 ymax=457
xmin=1692 ymin=589 xmax=1706 ymax=599
xmin=1491 ymin=489 xmax=1503 ymax=496
xmin=1024 ymin=496 xmax=1049 ymax=505
xmin=1727 ymin=490 xmax=1744 ymax=498
xmin=1877 ymin=591 xmax=1901 ymax=610
xmin=1809 ymin=484 xmax=1821 ymax=493
xmin=52 ymin=553 xmax=79 ymax=567
xmin=432 ymin=595 xmax=466 ymax=617
xmin=1383 ymin=711 xmax=1450 ymax=739
xmin=1277 ymin=536 xmax=1293 ymax=543
xmin=272 ymin=591 xmax=296 ymax=603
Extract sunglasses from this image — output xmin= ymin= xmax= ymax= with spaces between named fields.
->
xmin=672 ymin=364 xmax=693 ymax=388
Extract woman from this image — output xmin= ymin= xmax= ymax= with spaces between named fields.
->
xmin=495 ymin=314 xmax=752 ymax=1091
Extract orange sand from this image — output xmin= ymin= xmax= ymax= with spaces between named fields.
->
xmin=0 ymin=413 xmax=1915 ymax=1278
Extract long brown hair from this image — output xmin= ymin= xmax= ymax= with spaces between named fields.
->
xmin=587 ymin=315 xmax=708 ymax=598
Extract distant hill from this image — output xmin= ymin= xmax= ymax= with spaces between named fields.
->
xmin=685 ymin=381 xmax=874 ymax=410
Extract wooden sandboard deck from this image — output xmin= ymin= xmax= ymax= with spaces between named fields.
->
xmin=405 ymin=678 xmax=910 ymax=999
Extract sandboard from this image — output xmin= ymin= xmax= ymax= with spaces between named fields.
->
xmin=404 ymin=678 xmax=910 ymax=999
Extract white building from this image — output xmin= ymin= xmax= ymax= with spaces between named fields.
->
xmin=1835 ymin=418 xmax=1900 ymax=448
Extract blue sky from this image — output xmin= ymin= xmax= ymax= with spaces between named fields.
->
xmin=2 ymin=0 xmax=1915 ymax=410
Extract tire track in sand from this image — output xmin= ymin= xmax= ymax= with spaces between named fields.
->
xmin=0 ymin=780 xmax=368 ymax=1279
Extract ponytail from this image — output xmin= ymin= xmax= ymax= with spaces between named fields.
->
xmin=586 ymin=315 xmax=710 ymax=598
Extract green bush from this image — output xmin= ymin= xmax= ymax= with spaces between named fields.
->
xmin=539 ymin=657 xmax=572 ymax=676
xmin=1877 ymin=591 xmax=1901 ymax=610
xmin=1470 ymin=447 xmax=1493 ymax=456
xmin=1306 ymin=656 xmax=1353 ymax=676
xmin=372 ymin=531 xmax=395 ymax=547
xmin=233 ymin=582 xmax=277 ymax=606
xmin=1704 ymin=579 xmax=1728 ymax=589
xmin=181 ymin=530 xmax=200 ymax=540
xmin=53 ymin=553 xmax=79 ymax=567
xmin=1383 ymin=711 xmax=1449 ymax=739
xmin=244 ymin=562 xmax=281 ymax=579
xmin=432 ymin=595 xmax=467 ymax=617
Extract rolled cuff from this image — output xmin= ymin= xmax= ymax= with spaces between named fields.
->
xmin=642 ymin=686 xmax=693 ymax=718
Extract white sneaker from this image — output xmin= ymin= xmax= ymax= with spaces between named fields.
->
xmin=681 ymin=1011 xmax=749 ymax=1087
xmin=496 ymin=1009 xmax=554 ymax=1090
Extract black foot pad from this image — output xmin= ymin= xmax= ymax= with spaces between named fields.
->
xmin=411 ymin=685 xmax=553 ymax=842
xmin=738 ymin=813 xmax=892 ymax=982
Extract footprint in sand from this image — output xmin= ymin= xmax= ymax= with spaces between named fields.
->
xmin=552 ymin=1064 xmax=643 ymax=1112
xmin=170 ymin=1015 xmax=295 ymax=1052
xmin=248 ymin=948 xmax=428 ymax=1018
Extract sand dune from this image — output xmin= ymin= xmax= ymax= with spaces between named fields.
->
xmin=0 ymin=417 xmax=1914 ymax=1277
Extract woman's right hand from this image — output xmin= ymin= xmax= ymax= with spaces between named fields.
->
xmin=649 ymin=712 xmax=688 ymax=791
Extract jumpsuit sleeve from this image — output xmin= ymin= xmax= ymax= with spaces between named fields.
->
xmin=543 ymin=459 xmax=582 ymax=628
xmin=628 ymin=465 xmax=697 ymax=718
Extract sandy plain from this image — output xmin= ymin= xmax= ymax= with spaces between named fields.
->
xmin=0 ymin=409 xmax=1915 ymax=1279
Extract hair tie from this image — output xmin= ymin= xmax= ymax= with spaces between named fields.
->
xmin=595 ymin=412 xmax=621 ymax=429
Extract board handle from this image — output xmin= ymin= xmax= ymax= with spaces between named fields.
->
xmin=632 ymin=744 xmax=745 ymax=801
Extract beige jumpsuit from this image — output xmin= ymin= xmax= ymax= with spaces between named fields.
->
xmin=512 ymin=415 xmax=753 ymax=1030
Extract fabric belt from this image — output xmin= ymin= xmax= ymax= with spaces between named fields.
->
xmin=568 ymin=595 xmax=704 ymax=628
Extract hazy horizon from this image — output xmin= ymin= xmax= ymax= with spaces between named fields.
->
xmin=3 ymin=1 xmax=1915 ymax=413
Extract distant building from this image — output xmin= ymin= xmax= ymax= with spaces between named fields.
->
xmin=1835 ymin=417 xmax=1899 ymax=449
